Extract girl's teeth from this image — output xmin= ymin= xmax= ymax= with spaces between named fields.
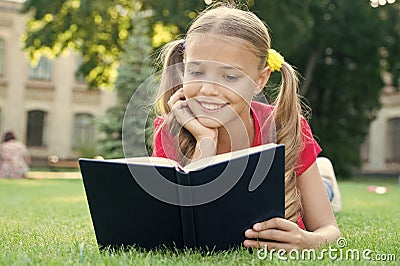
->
xmin=201 ymin=103 xmax=223 ymax=110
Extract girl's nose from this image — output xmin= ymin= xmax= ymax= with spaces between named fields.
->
xmin=200 ymin=82 xmax=219 ymax=96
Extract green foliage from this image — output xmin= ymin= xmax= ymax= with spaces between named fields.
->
xmin=251 ymin=0 xmax=396 ymax=178
xmin=97 ymin=106 xmax=125 ymax=158
xmin=302 ymin=1 xmax=384 ymax=178
xmin=377 ymin=3 xmax=400 ymax=88
xmin=77 ymin=144 xmax=98 ymax=158
xmin=142 ymin=0 xmax=208 ymax=35
xmin=20 ymin=0 xmax=226 ymax=88
xmin=97 ymin=11 xmax=153 ymax=159
xmin=252 ymin=0 xmax=315 ymax=56
xmin=21 ymin=0 xmax=138 ymax=88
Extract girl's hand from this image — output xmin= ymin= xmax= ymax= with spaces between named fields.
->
xmin=167 ymin=88 xmax=218 ymax=141
xmin=243 ymin=217 xmax=312 ymax=251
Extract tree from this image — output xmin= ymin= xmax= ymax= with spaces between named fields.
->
xmin=377 ymin=3 xmax=400 ymax=89
xmin=303 ymin=1 xmax=384 ymax=178
xmin=20 ymin=0 xmax=210 ymax=88
xmin=97 ymin=11 xmax=153 ymax=158
xmin=251 ymin=0 xmax=395 ymax=178
xmin=21 ymin=0 xmax=138 ymax=88
xmin=142 ymin=0 xmax=207 ymax=33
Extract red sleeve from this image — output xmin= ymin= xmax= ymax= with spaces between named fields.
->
xmin=152 ymin=116 xmax=178 ymax=161
xmin=152 ymin=116 xmax=168 ymax=158
xmin=295 ymin=117 xmax=322 ymax=177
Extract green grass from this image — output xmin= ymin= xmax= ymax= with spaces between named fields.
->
xmin=0 ymin=177 xmax=399 ymax=265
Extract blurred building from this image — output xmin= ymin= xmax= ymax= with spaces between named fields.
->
xmin=361 ymin=74 xmax=400 ymax=175
xmin=0 ymin=0 xmax=117 ymax=165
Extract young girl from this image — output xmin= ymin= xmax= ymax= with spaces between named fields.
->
xmin=152 ymin=4 xmax=340 ymax=250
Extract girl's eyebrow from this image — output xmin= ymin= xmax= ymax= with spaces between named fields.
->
xmin=186 ymin=61 xmax=244 ymax=72
xmin=221 ymin=65 xmax=244 ymax=72
xmin=186 ymin=62 xmax=202 ymax=67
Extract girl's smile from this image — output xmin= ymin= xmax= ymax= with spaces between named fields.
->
xmin=196 ymin=100 xmax=228 ymax=112
xmin=182 ymin=37 xmax=269 ymax=129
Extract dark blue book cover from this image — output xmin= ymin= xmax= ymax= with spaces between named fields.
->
xmin=80 ymin=144 xmax=285 ymax=251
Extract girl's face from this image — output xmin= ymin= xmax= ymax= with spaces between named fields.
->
xmin=182 ymin=36 xmax=270 ymax=128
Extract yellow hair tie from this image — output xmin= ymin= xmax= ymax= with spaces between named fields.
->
xmin=267 ymin=49 xmax=284 ymax=72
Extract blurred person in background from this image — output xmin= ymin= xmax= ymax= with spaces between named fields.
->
xmin=0 ymin=130 xmax=31 ymax=178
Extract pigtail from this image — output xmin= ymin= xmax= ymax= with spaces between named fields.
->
xmin=273 ymin=62 xmax=303 ymax=223
xmin=154 ymin=39 xmax=196 ymax=164
xmin=155 ymin=39 xmax=185 ymax=115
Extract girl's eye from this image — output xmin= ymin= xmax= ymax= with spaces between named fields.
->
xmin=224 ymin=74 xmax=239 ymax=82
xmin=188 ymin=70 xmax=204 ymax=77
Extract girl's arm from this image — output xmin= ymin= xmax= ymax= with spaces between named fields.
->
xmin=191 ymin=135 xmax=218 ymax=161
xmin=296 ymin=161 xmax=341 ymax=245
xmin=168 ymin=88 xmax=218 ymax=161
xmin=244 ymin=161 xmax=340 ymax=250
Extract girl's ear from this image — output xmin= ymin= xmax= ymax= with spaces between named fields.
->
xmin=253 ymin=66 xmax=271 ymax=95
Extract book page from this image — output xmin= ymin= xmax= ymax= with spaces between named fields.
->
xmin=106 ymin=157 xmax=179 ymax=168
xmin=183 ymin=143 xmax=277 ymax=172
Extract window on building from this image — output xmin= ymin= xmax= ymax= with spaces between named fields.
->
xmin=0 ymin=38 xmax=4 ymax=77
xmin=75 ymin=56 xmax=85 ymax=84
xmin=360 ymin=133 xmax=369 ymax=163
xmin=386 ymin=117 xmax=400 ymax=163
xmin=26 ymin=110 xmax=48 ymax=147
xmin=29 ymin=57 xmax=52 ymax=81
xmin=72 ymin=113 xmax=95 ymax=149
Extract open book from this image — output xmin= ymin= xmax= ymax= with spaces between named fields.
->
xmin=79 ymin=143 xmax=285 ymax=251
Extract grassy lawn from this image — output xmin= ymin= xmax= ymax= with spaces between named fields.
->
xmin=0 ymin=176 xmax=399 ymax=265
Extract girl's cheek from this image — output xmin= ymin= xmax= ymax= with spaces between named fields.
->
xmin=182 ymin=84 xmax=198 ymax=99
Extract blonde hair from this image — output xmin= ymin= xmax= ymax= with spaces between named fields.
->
xmin=155 ymin=4 xmax=303 ymax=223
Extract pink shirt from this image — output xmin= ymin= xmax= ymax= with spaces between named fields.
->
xmin=152 ymin=101 xmax=322 ymax=229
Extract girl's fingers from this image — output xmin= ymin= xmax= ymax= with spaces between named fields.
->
xmin=167 ymin=90 xmax=217 ymax=140
xmin=252 ymin=217 xmax=296 ymax=232
xmin=171 ymin=100 xmax=195 ymax=126
xmin=243 ymin=239 xmax=296 ymax=251
xmin=167 ymin=89 xmax=185 ymax=108
xmin=244 ymin=218 xmax=306 ymax=250
xmin=170 ymin=101 xmax=208 ymax=137
xmin=244 ymin=228 xmax=293 ymax=244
